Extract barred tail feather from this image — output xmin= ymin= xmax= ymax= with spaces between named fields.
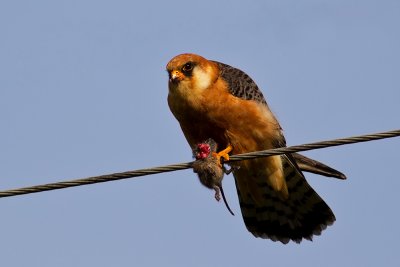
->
xmin=235 ymin=155 xmax=335 ymax=244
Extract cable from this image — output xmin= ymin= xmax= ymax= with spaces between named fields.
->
xmin=229 ymin=129 xmax=400 ymax=161
xmin=0 ymin=129 xmax=399 ymax=199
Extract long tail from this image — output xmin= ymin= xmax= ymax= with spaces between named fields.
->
xmin=234 ymin=155 xmax=335 ymax=244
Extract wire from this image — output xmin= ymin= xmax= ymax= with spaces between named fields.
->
xmin=229 ymin=129 xmax=400 ymax=161
xmin=0 ymin=129 xmax=399 ymax=199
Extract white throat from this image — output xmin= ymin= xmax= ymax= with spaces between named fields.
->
xmin=193 ymin=66 xmax=213 ymax=90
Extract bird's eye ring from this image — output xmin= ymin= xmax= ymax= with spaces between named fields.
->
xmin=182 ymin=62 xmax=194 ymax=73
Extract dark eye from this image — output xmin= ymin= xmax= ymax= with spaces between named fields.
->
xmin=182 ymin=62 xmax=194 ymax=73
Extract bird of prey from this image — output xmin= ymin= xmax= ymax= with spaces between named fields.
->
xmin=166 ymin=53 xmax=345 ymax=244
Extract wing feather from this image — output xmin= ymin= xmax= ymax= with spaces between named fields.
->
xmin=212 ymin=61 xmax=268 ymax=105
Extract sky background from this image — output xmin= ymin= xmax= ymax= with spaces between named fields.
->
xmin=1 ymin=1 xmax=399 ymax=266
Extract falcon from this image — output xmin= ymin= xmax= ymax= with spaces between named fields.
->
xmin=166 ymin=53 xmax=345 ymax=243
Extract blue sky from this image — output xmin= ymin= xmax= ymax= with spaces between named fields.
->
xmin=1 ymin=1 xmax=399 ymax=266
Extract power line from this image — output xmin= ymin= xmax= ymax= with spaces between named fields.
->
xmin=0 ymin=129 xmax=399 ymax=199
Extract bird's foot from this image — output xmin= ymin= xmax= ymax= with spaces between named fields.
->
xmin=212 ymin=145 xmax=232 ymax=167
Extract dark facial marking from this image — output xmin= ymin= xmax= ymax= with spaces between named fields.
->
xmin=181 ymin=62 xmax=195 ymax=76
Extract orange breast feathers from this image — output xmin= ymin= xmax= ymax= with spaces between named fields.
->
xmin=166 ymin=53 xmax=288 ymax=199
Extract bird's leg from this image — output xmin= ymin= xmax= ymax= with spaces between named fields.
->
xmin=212 ymin=145 xmax=233 ymax=167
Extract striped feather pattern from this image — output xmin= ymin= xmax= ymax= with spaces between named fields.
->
xmin=235 ymin=155 xmax=335 ymax=244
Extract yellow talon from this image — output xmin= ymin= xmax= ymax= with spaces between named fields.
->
xmin=212 ymin=145 xmax=233 ymax=167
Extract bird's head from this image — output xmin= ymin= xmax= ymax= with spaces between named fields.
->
xmin=166 ymin=53 xmax=219 ymax=94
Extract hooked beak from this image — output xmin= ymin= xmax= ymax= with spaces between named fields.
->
xmin=169 ymin=70 xmax=183 ymax=83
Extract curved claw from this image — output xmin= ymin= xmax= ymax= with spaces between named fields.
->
xmin=212 ymin=145 xmax=233 ymax=167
